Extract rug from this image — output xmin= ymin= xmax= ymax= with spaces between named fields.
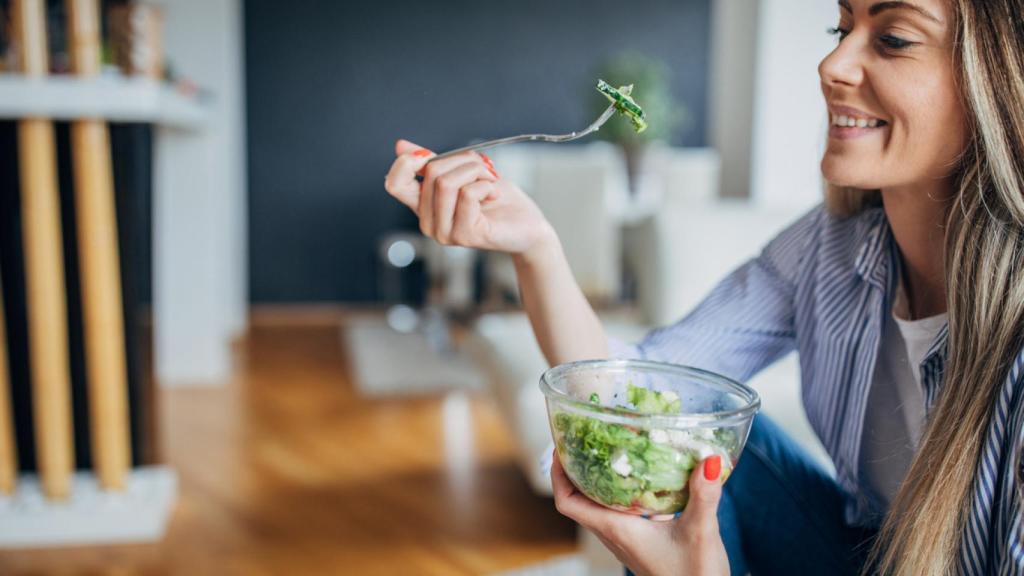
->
xmin=342 ymin=314 xmax=484 ymax=396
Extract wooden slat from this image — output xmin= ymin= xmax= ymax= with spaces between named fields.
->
xmin=0 ymin=272 xmax=16 ymax=494
xmin=65 ymin=0 xmax=102 ymax=77
xmin=11 ymin=0 xmax=47 ymax=77
xmin=66 ymin=0 xmax=131 ymax=490
xmin=13 ymin=0 xmax=75 ymax=500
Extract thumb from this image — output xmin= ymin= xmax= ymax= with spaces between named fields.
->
xmin=395 ymin=138 xmax=428 ymax=156
xmin=678 ymin=455 xmax=724 ymax=533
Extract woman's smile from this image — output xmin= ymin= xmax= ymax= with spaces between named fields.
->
xmin=828 ymin=104 xmax=889 ymax=139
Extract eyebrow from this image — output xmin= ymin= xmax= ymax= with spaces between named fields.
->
xmin=838 ymin=0 xmax=942 ymax=24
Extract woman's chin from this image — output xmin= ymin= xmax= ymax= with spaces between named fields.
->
xmin=820 ymin=159 xmax=878 ymax=190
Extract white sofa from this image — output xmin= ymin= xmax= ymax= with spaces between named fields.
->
xmin=489 ymin=142 xmax=631 ymax=302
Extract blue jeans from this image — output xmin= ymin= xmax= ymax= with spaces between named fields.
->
xmin=627 ymin=415 xmax=877 ymax=576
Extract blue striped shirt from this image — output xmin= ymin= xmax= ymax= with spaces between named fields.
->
xmin=609 ymin=205 xmax=1024 ymax=574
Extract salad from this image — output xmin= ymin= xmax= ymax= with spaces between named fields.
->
xmin=596 ymin=79 xmax=648 ymax=134
xmin=551 ymin=384 xmax=735 ymax=515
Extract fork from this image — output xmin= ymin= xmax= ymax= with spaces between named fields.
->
xmin=425 ymin=104 xmax=618 ymax=164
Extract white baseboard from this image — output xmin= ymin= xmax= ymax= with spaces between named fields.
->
xmin=0 ymin=466 xmax=178 ymax=548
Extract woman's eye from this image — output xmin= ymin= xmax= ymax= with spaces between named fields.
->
xmin=827 ymin=26 xmax=850 ymax=41
xmin=878 ymin=34 xmax=913 ymax=50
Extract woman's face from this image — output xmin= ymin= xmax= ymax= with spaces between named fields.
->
xmin=819 ymin=0 xmax=967 ymax=191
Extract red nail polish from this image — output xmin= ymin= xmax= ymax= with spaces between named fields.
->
xmin=480 ymin=152 xmax=493 ymax=165
xmin=412 ymin=148 xmax=433 ymax=158
xmin=704 ymin=455 xmax=721 ymax=481
xmin=487 ymin=166 xmax=500 ymax=179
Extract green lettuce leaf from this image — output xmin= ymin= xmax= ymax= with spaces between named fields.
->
xmin=626 ymin=385 xmax=681 ymax=414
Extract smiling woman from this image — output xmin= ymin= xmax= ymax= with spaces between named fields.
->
xmin=820 ymin=0 xmax=1024 ymax=574
xmin=384 ymin=0 xmax=1024 ymax=574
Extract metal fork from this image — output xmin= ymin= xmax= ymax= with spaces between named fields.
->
xmin=426 ymin=104 xmax=618 ymax=163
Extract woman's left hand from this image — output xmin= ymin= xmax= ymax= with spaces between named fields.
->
xmin=550 ymin=452 xmax=730 ymax=576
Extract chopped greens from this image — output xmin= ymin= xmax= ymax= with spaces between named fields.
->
xmin=552 ymin=383 xmax=732 ymax=515
xmin=596 ymin=79 xmax=648 ymax=134
xmin=627 ymin=385 xmax=681 ymax=414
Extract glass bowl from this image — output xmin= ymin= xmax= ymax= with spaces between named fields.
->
xmin=541 ymin=359 xmax=760 ymax=519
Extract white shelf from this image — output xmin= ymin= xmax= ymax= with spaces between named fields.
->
xmin=0 ymin=466 xmax=178 ymax=548
xmin=0 ymin=75 xmax=207 ymax=129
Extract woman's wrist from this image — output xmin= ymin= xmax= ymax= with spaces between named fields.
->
xmin=513 ymin=222 xmax=562 ymax=270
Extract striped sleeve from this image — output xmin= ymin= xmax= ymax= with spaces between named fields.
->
xmin=998 ymin=351 xmax=1024 ymax=574
xmin=608 ymin=206 xmax=823 ymax=383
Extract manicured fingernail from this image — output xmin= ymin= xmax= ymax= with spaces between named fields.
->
xmin=487 ymin=166 xmax=499 ymax=178
xmin=704 ymin=455 xmax=721 ymax=481
xmin=412 ymin=148 xmax=433 ymax=157
xmin=480 ymin=152 xmax=493 ymax=165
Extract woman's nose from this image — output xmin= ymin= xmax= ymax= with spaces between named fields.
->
xmin=818 ymin=37 xmax=865 ymax=88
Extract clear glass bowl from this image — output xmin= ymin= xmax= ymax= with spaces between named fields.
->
xmin=541 ymin=359 xmax=760 ymax=519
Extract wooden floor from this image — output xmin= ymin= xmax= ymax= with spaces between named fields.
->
xmin=0 ymin=319 xmax=577 ymax=575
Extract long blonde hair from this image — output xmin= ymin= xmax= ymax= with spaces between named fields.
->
xmin=827 ymin=1 xmax=1024 ymax=573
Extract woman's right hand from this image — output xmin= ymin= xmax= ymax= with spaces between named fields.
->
xmin=384 ymin=139 xmax=556 ymax=257
xmin=388 ymin=140 xmax=609 ymax=366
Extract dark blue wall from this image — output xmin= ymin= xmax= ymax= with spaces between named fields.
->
xmin=245 ymin=0 xmax=711 ymax=303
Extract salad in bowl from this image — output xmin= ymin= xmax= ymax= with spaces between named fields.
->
xmin=541 ymin=359 xmax=760 ymax=519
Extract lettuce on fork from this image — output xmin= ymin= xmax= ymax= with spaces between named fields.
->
xmin=596 ymin=79 xmax=648 ymax=134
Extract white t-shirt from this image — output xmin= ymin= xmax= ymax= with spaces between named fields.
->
xmin=859 ymin=280 xmax=947 ymax=517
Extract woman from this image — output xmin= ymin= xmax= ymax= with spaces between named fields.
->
xmin=384 ymin=0 xmax=1024 ymax=573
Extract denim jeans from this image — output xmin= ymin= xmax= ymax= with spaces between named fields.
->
xmin=627 ymin=415 xmax=877 ymax=576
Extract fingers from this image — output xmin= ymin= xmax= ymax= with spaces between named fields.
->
xmin=395 ymin=138 xmax=424 ymax=156
xmin=419 ymin=153 xmax=492 ymax=239
xmin=479 ymin=152 xmax=500 ymax=179
xmin=677 ymin=456 xmax=724 ymax=540
xmin=387 ymin=138 xmax=504 ymax=246
xmin=449 ymin=180 xmax=495 ymax=245
xmin=385 ymin=140 xmax=434 ymax=212
xmin=433 ymin=165 xmax=496 ymax=243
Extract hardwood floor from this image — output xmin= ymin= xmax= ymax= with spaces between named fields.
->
xmin=0 ymin=319 xmax=577 ymax=575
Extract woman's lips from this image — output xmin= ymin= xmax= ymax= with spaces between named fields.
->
xmin=829 ymin=123 xmax=887 ymax=140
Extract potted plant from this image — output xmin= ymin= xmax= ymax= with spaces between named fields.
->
xmin=591 ymin=51 xmax=685 ymax=194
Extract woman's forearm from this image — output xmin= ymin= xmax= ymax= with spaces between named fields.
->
xmin=513 ymin=230 xmax=609 ymax=366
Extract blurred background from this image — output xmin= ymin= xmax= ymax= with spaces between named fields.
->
xmin=0 ymin=0 xmax=837 ymax=574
